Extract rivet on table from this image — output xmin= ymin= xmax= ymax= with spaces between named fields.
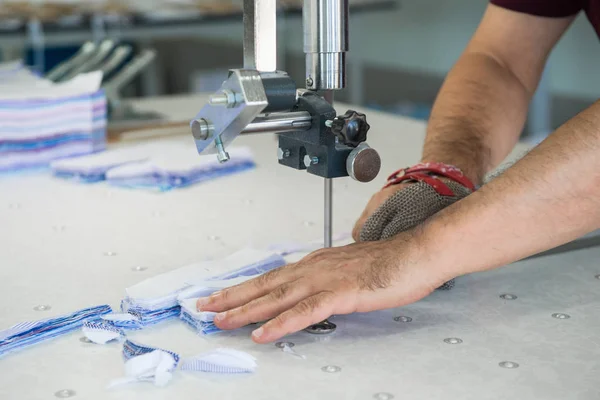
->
xmin=321 ymin=365 xmax=341 ymax=373
xmin=54 ymin=389 xmax=76 ymax=398
xmin=303 ymin=220 xmax=315 ymax=227
xmin=52 ymin=225 xmax=66 ymax=232
xmin=276 ymin=342 xmax=295 ymax=349
xmin=207 ymin=235 xmax=220 ymax=241
xmin=103 ymin=251 xmax=117 ymax=256
xmin=552 ymin=313 xmax=570 ymax=320
xmin=500 ymin=293 xmax=517 ymax=300
xmin=499 ymin=361 xmax=519 ymax=369
xmin=131 ymin=266 xmax=148 ymax=272
xmin=8 ymin=203 xmax=21 ymax=209
xmin=393 ymin=316 xmax=412 ymax=323
xmin=243 ymin=199 xmax=253 ymax=205
xmin=79 ymin=337 xmax=92 ymax=344
xmin=33 ymin=305 xmax=51 ymax=311
xmin=444 ymin=337 xmax=463 ymax=345
xmin=373 ymin=393 xmax=394 ymax=400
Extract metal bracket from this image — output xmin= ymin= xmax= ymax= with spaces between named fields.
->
xmin=191 ymin=69 xmax=269 ymax=156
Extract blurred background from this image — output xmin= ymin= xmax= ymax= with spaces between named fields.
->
xmin=1 ymin=0 xmax=599 ymax=140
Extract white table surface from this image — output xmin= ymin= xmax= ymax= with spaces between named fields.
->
xmin=1 ymin=95 xmax=598 ymax=400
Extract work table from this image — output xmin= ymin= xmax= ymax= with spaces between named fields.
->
xmin=0 ymin=94 xmax=598 ymax=400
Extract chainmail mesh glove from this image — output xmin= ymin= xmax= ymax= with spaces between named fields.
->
xmin=359 ymin=176 xmax=473 ymax=290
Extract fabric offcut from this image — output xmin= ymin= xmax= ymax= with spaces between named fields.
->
xmin=121 ymin=249 xmax=286 ymax=327
xmin=180 ymin=348 xmax=257 ymax=374
xmin=101 ymin=313 xmax=143 ymax=330
xmin=0 ymin=62 xmax=106 ymax=173
xmin=105 ymin=146 xmax=255 ymax=192
xmin=82 ymin=321 xmax=124 ymax=344
xmin=122 ymin=339 xmax=180 ymax=364
xmin=0 ymin=304 xmax=112 ymax=357
xmin=360 ymin=179 xmax=472 ymax=290
xmin=109 ymin=341 xmax=179 ymax=388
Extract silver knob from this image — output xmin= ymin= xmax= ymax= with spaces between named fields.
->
xmin=278 ymin=148 xmax=291 ymax=160
xmin=304 ymin=155 xmax=319 ymax=168
xmin=346 ymin=143 xmax=381 ymax=182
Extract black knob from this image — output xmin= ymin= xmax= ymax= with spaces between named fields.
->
xmin=329 ymin=110 xmax=370 ymax=147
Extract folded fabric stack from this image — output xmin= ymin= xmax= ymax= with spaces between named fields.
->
xmin=0 ymin=304 xmax=112 ymax=357
xmin=51 ymin=141 xmax=255 ymax=191
xmin=105 ymin=147 xmax=255 ymax=191
xmin=179 ymin=299 xmax=220 ymax=335
xmin=0 ymin=61 xmax=106 ymax=173
xmin=51 ymin=147 xmax=149 ymax=183
xmin=120 ymin=249 xmax=286 ymax=328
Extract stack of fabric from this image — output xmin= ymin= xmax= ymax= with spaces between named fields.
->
xmin=0 ymin=61 xmax=106 ymax=173
xmin=179 ymin=299 xmax=219 ymax=335
xmin=51 ymin=141 xmax=255 ymax=191
xmin=0 ymin=304 xmax=112 ymax=357
xmin=104 ymin=146 xmax=255 ymax=191
xmin=119 ymin=249 xmax=286 ymax=328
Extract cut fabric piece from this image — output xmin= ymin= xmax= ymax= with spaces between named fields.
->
xmin=105 ymin=147 xmax=255 ymax=192
xmin=82 ymin=321 xmax=124 ymax=344
xmin=101 ymin=313 xmax=143 ymax=330
xmin=181 ymin=348 xmax=257 ymax=374
xmin=0 ymin=304 xmax=112 ymax=357
xmin=51 ymin=147 xmax=149 ymax=183
xmin=109 ymin=350 xmax=177 ymax=389
xmin=121 ymin=249 xmax=285 ymax=328
xmin=122 ymin=339 xmax=180 ymax=365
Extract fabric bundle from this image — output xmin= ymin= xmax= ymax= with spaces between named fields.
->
xmin=178 ymin=299 xmax=220 ymax=335
xmin=0 ymin=62 xmax=106 ymax=173
xmin=0 ymin=304 xmax=112 ymax=357
xmin=121 ymin=249 xmax=286 ymax=328
xmin=104 ymin=146 xmax=255 ymax=191
xmin=51 ymin=141 xmax=255 ymax=191
xmin=50 ymin=146 xmax=149 ymax=183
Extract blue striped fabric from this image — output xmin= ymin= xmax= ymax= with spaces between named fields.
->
xmin=106 ymin=160 xmax=256 ymax=192
xmin=120 ymin=302 xmax=181 ymax=326
xmin=0 ymin=66 xmax=107 ymax=173
xmin=180 ymin=360 xmax=253 ymax=374
xmin=122 ymin=339 xmax=180 ymax=367
xmin=180 ymin=349 xmax=257 ymax=374
xmin=0 ymin=305 xmax=112 ymax=357
xmin=179 ymin=309 xmax=222 ymax=335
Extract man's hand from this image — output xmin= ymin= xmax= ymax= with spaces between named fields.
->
xmin=352 ymin=183 xmax=410 ymax=241
xmin=196 ymin=235 xmax=449 ymax=344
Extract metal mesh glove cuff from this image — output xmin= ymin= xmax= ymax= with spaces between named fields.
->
xmin=359 ymin=179 xmax=473 ymax=290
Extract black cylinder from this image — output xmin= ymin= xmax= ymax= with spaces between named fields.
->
xmin=260 ymin=71 xmax=297 ymax=113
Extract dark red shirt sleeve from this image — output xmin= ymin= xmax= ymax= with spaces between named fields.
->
xmin=490 ymin=0 xmax=585 ymax=17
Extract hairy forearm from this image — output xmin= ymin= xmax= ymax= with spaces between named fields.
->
xmin=419 ymin=100 xmax=600 ymax=276
xmin=423 ymin=52 xmax=533 ymax=184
